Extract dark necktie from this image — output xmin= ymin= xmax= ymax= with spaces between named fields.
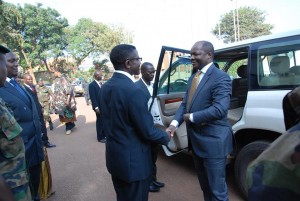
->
xmin=30 ymin=85 xmax=36 ymax=93
xmin=186 ymin=71 xmax=201 ymax=111
xmin=10 ymin=79 xmax=30 ymax=102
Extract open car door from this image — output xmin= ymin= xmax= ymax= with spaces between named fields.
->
xmin=149 ymin=46 xmax=192 ymax=156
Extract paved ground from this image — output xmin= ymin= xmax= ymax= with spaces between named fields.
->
xmin=46 ymin=97 xmax=245 ymax=201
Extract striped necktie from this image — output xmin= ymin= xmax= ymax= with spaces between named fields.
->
xmin=186 ymin=71 xmax=201 ymax=111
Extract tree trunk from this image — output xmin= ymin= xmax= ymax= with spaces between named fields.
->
xmin=42 ymin=58 xmax=54 ymax=72
xmin=20 ymin=48 xmax=37 ymax=84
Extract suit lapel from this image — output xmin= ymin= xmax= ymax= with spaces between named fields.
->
xmin=189 ymin=65 xmax=214 ymax=110
xmin=138 ymin=79 xmax=151 ymax=97
xmin=5 ymin=82 xmax=31 ymax=106
xmin=93 ymin=80 xmax=101 ymax=89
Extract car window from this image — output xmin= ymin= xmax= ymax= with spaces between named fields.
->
xmin=226 ymin=59 xmax=248 ymax=79
xmin=157 ymin=51 xmax=192 ymax=95
xmin=257 ymin=39 xmax=300 ymax=87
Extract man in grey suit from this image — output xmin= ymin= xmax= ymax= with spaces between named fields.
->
xmin=0 ymin=51 xmax=44 ymax=201
xmin=100 ymin=44 xmax=171 ymax=201
xmin=167 ymin=41 xmax=233 ymax=201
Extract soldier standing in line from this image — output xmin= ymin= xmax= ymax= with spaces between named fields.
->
xmin=0 ymin=44 xmax=32 ymax=201
xmin=37 ymin=79 xmax=54 ymax=130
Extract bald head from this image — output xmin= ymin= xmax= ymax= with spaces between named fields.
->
xmin=191 ymin=40 xmax=214 ymax=70
xmin=94 ymin=70 xmax=102 ymax=81
xmin=23 ymin=73 xmax=33 ymax=86
xmin=141 ymin=62 xmax=155 ymax=85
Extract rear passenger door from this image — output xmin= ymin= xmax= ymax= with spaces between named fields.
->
xmin=150 ymin=46 xmax=191 ymax=155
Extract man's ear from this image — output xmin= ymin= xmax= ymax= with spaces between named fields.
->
xmin=125 ymin=60 xmax=131 ymax=70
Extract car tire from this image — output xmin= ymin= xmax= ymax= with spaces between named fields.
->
xmin=234 ymin=140 xmax=270 ymax=199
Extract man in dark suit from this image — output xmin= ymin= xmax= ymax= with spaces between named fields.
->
xmin=136 ymin=62 xmax=165 ymax=193
xmin=23 ymin=73 xmax=56 ymax=148
xmin=0 ymin=51 xmax=44 ymax=201
xmin=100 ymin=44 xmax=171 ymax=201
xmin=167 ymin=41 xmax=233 ymax=201
xmin=89 ymin=70 xmax=105 ymax=142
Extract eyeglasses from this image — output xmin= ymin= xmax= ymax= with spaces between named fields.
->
xmin=126 ymin=57 xmax=142 ymax=62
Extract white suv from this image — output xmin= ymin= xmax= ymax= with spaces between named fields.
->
xmin=149 ymin=29 xmax=300 ymax=199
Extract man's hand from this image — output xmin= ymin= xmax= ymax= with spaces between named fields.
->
xmin=183 ymin=113 xmax=191 ymax=123
xmin=95 ymin=108 xmax=101 ymax=115
xmin=166 ymin=125 xmax=176 ymax=139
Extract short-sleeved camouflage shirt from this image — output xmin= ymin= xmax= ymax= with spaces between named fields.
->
xmin=0 ymin=97 xmax=32 ymax=201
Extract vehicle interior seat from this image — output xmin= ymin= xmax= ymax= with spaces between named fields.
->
xmin=260 ymin=56 xmax=292 ymax=86
xmin=270 ymin=56 xmax=290 ymax=76
xmin=231 ymin=64 xmax=248 ymax=107
xmin=268 ymin=56 xmax=292 ymax=85
xmin=289 ymin=65 xmax=300 ymax=75
xmin=228 ymin=64 xmax=248 ymax=125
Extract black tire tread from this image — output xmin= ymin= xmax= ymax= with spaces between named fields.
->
xmin=234 ymin=140 xmax=270 ymax=199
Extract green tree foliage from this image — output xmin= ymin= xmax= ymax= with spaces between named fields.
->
xmin=0 ymin=1 xmax=133 ymax=82
xmin=0 ymin=2 xmax=68 ymax=82
xmin=0 ymin=1 xmax=23 ymax=50
xmin=212 ymin=6 xmax=274 ymax=43
xmin=66 ymin=18 xmax=133 ymax=66
xmin=19 ymin=3 xmax=69 ymax=69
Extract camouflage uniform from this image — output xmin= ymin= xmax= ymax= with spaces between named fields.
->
xmin=36 ymin=85 xmax=52 ymax=122
xmin=52 ymin=75 xmax=71 ymax=115
xmin=0 ymin=98 xmax=32 ymax=201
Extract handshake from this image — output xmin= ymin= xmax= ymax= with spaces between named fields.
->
xmin=165 ymin=113 xmax=191 ymax=140
xmin=166 ymin=125 xmax=176 ymax=140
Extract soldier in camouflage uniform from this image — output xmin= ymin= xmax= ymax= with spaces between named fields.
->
xmin=36 ymin=79 xmax=54 ymax=130
xmin=52 ymin=72 xmax=76 ymax=135
xmin=0 ymin=44 xmax=32 ymax=201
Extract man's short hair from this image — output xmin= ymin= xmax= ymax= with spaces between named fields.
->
xmin=141 ymin=62 xmax=153 ymax=72
xmin=0 ymin=45 xmax=10 ymax=54
xmin=201 ymin=41 xmax=214 ymax=58
xmin=110 ymin=44 xmax=137 ymax=70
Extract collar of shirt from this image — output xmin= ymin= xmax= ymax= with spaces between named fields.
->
xmin=24 ymin=83 xmax=31 ymax=88
xmin=115 ymin=70 xmax=136 ymax=83
xmin=200 ymin=62 xmax=213 ymax=74
xmin=197 ymin=62 xmax=213 ymax=82
xmin=141 ymin=78 xmax=153 ymax=95
xmin=141 ymin=78 xmax=153 ymax=88
xmin=94 ymin=79 xmax=101 ymax=85
xmin=6 ymin=77 xmax=13 ymax=86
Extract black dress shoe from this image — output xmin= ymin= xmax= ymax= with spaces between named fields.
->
xmin=149 ymin=183 xmax=160 ymax=192
xmin=45 ymin=142 xmax=56 ymax=148
xmin=153 ymin=180 xmax=165 ymax=188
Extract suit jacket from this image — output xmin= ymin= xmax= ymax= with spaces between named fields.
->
xmin=135 ymin=79 xmax=151 ymax=101
xmin=0 ymin=81 xmax=44 ymax=167
xmin=89 ymin=80 xmax=101 ymax=111
xmin=100 ymin=73 xmax=169 ymax=182
xmin=174 ymin=64 xmax=233 ymax=158
xmin=24 ymin=85 xmax=42 ymax=116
